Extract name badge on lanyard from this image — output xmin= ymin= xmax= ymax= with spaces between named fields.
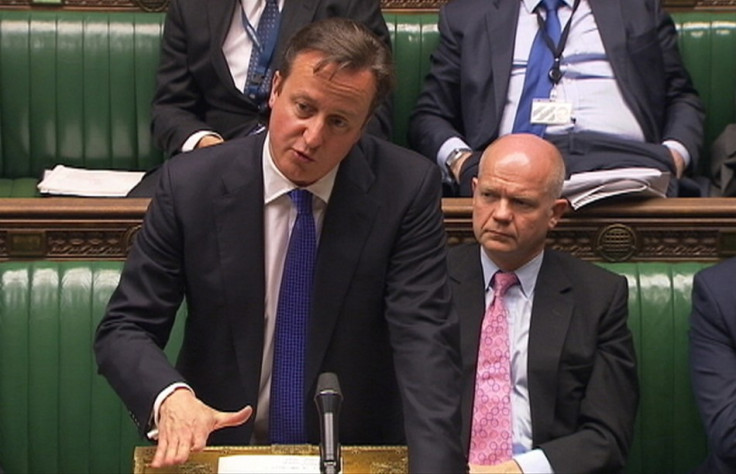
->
xmin=530 ymin=0 xmax=579 ymax=126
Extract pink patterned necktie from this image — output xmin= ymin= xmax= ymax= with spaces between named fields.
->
xmin=469 ymin=271 xmax=520 ymax=465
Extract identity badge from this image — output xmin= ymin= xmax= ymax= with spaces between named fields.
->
xmin=530 ymin=99 xmax=573 ymax=125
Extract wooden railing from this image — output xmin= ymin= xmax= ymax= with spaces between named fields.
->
xmin=1 ymin=197 xmax=734 ymax=262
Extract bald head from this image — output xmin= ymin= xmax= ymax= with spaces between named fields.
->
xmin=471 ymin=134 xmax=568 ymax=271
xmin=478 ymin=134 xmax=566 ymax=200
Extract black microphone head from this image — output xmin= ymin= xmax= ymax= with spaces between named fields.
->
xmin=315 ymin=372 xmax=342 ymax=400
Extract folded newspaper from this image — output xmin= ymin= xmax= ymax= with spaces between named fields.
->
xmin=562 ymin=167 xmax=670 ymax=209
xmin=37 ymin=165 xmax=145 ymax=197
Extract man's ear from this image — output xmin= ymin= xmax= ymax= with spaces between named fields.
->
xmin=268 ymin=71 xmax=283 ymax=108
xmin=548 ymin=198 xmax=569 ymax=229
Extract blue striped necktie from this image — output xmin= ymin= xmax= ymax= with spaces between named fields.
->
xmin=269 ymin=189 xmax=316 ymax=443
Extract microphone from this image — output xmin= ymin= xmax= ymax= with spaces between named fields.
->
xmin=314 ymin=372 xmax=343 ymax=474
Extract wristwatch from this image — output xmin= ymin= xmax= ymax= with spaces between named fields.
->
xmin=446 ymin=148 xmax=473 ymax=179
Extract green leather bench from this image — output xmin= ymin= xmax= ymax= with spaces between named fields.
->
xmin=0 ymin=259 xmax=713 ymax=473
xmin=0 ymin=10 xmax=735 ymax=196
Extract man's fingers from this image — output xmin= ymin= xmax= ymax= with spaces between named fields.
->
xmin=151 ymin=435 xmax=191 ymax=468
xmin=214 ymin=405 xmax=253 ymax=430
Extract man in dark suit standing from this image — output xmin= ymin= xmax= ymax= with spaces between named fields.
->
xmin=129 ymin=0 xmax=391 ymax=196
xmin=95 ymin=18 xmax=465 ymax=472
xmin=690 ymin=257 xmax=736 ymax=474
xmin=409 ymin=0 xmax=704 ymax=197
xmin=448 ymin=134 xmax=638 ymax=472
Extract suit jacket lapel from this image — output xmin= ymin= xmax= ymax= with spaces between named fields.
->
xmin=448 ymin=243 xmax=486 ymax=452
xmin=208 ymin=0 xmax=239 ymax=94
xmin=213 ymin=134 xmax=267 ymax=407
xmin=486 ymin=0 xmax=520 ymax=133
xmin=305 ymin=144 xmax=379 ymax=398
xmin=528 ymin=250 xmax=574 ymax=445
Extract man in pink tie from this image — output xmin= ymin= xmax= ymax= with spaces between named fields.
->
xmin=448 ymin=134 xmax=639 ymax=473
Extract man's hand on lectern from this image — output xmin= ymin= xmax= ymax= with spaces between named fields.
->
xmin=151 ymin=388 xmax=252 ymax=468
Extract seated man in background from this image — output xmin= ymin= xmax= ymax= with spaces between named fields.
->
xmin=448 ymin=134 xmax=638 ymax=472
xmin=690 ymin=257 xmax=736 ymax=474
xmin=96 ymin=18 xmax=465 ymax=472
xmin=129 ymin=0 xmax=392 ymax=196
xmin=409 ymin=0 xmax=705 ymax=197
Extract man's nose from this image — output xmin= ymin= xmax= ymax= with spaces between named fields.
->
xmin=493 ymin=199 xmax=513 ymax=222
xmin=303 ymin=117 xmax=326 ymax=149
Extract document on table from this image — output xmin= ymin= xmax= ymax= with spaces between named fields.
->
xmin=37 ymin=164 xmax=144 ymax=197
xmin=562 ymin=167 xmax=670 ymax=209
xmin=218 ymin=454 xmax=321 ymax=473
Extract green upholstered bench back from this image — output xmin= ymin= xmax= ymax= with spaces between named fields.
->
xmin=600 ymin=262 xmax=711 ymax=474
xmin=0 ymin=261 xmax=184 ymax=474
xmin=0 ymin=11 xmax=166 ymax=188
xmin=1 ymin=10 xmax=735 ymax=195
xmin=0 ymin=259 xmax=714 ymax=473
xmin=673 ymin=12 xmax=736 ymax=176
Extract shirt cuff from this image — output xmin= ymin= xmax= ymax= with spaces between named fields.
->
xmin=663 ymin=140 xmax=691 ymax=168
xmin=513 ymin=448 xmax=554 ymax=474
xmin=438 ymin=137 xmax=471 ymax=183
xmin=182 ymin=131 xmax=223 ymax=153
xmin=146 ymin=382 xmax=193 ymax=440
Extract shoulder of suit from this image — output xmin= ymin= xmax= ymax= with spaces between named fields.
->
xmin=698 ymin=257 xmax=736 ymax=283
xmin=544 ymin=249 xmax=624 ymax=283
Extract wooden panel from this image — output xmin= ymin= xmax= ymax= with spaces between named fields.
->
xmin=0 ymin=197 xmax=735 ymax=262
xmin=444 ymin=197 xmax=736 ymax=262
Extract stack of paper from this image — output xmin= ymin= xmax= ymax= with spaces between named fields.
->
xmin=37 ymin=165 xmax=145 ymax=197
xmin=562 ymin=167 xmax=670 ymax=209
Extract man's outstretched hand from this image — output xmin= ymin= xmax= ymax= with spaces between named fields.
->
xmin=151 ymin=388 xmax=252 ymax=468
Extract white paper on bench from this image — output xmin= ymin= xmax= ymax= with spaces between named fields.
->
xmin=37 ymin=164 xmax=145 ymax=197
xmin=562 ymin=167 xmax=670 ymax=209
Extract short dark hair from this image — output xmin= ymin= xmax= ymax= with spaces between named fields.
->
xmin=279 ymin=17 xmax=395 ymax=115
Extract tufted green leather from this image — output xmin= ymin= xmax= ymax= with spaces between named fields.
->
xmin=0 ymin=261 xmax=184 ymax=474
xmin=0 ymin=259 xmax=716 ymax=473
xmin=0 ymin=11 xmax=166 ymax=194
xmin=600 ymin=262 xmax=712 ymax=474
xmin=673 ymin=12 xmax=736 ymax=176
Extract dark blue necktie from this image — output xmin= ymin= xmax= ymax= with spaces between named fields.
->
xmin=269 ymin=189 xmax=316 ymax=444
xmin=244 ymin=0 xmax=280 ymax=108
xmin=512 ymin=0 xmax=563 ymax=135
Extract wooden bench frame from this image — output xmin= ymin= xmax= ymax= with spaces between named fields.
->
xmin=1 ymin=197 xmax=734 ymax=262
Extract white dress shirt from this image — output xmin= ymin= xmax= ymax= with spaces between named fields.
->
xmin=479 ymin=248 xmax=554 ymax=473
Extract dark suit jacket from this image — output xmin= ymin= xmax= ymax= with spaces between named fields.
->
xmin=690 ymin=257 xmax=736 ymax=474
xmin=94 ymin=133 xmax=466 ymax=473
xmin=448 ymin=244 xmax=639 ymax=472
xmin=151 ymin=0 xmax=392 ymax=157
xmin=409 ymin=0 xmax=704 ymax=171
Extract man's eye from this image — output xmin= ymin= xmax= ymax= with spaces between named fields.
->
xmin=329 ymin=117 xmax=348 ymax=129
xmin=295 ymin=102 xmax=312 ymax=115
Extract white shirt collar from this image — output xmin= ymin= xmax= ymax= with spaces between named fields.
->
xmin=480 ymin=247 xmax=544 ymax=299
xmin=262 ymin=132 xmax=339 ymax=205
xmin=523 ymin=0 xmax=574 ymax=13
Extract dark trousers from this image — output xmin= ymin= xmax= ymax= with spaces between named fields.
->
xmin=458 ymin=131 xmax=705 ymax=197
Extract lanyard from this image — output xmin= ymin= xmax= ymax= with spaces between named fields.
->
xmin=241 ymin=2 xmax=281 ymax=95
xmin=534 ymin=0 xmax=580 ymax=84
